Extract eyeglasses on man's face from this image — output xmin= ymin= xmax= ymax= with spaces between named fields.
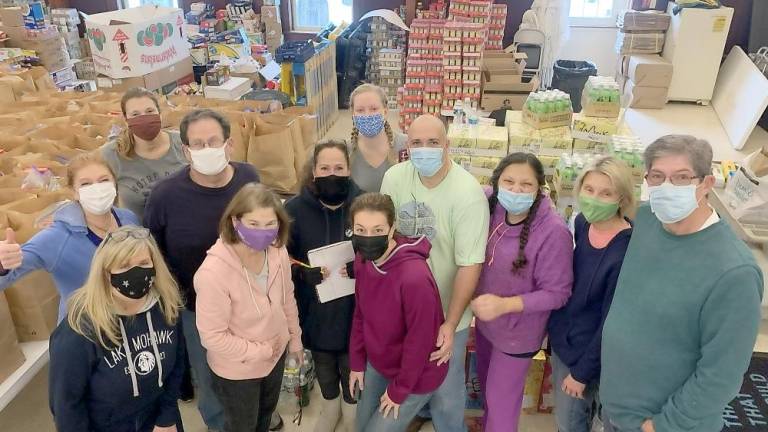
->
xmin=645 ymin=171 xmax=702 ymax=187
xmin=188 ymin=137 xmax=228 ymax=151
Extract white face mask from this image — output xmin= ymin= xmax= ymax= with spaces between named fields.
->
xmin=189 ymin=146 xmax=229 ymax=176
xmin=78 ymin=182 xmax=117 ymax=215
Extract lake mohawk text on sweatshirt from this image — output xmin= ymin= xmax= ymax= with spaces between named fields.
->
xmin=49 ymin=299 xmax=185 ymax=432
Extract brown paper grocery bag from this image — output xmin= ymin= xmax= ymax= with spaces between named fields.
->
xmin=0 ymin=188 xmax=32 ymax=207
xmin=161 ymin=107 xmax=197 ymax=130
xmin=248 ymin=117 xmax=298 ymax=194
xmin=0 ymin=292 xmax=26 ymax=384
xmin=3 ymin=270 xmax=60 ymax=342
xmin=256 ymin=113 xmax=308 ymax=188
xmin=221 ymin=111 xmax=249 ymax=162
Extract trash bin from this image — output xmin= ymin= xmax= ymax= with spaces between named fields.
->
xmin=551 ymin=60 xmax=597 ymax=113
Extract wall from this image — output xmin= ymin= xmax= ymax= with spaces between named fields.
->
xmin=558 ymin=27 xmax=619 ymax=77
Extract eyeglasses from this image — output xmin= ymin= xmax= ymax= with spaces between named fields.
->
xmin=106 ymin=227 xmax=150 ymax=243
xmin=188 ymin=138 xmax=227 ymax=151
xmin=645 ymin=172 xmax=702 ymax=187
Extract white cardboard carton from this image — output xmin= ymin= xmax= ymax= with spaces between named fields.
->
xmin=84 ymin=5 xmax=189 ymax=79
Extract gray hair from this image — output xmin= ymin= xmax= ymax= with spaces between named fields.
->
xmin=643 ymin=135 xmax=713 ymax=178
xmin=179 ymin=109 xmax=231 ymax=146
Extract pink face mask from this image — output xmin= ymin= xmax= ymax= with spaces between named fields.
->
xmin=235 ymin=221 xmax=278 ymax=251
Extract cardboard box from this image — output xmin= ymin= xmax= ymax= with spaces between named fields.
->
xmin=0 ymin=293 xmax=25 ymax=384
xmin=74 ymin=59 xmax=97 ymax=80
xmin=50 ymin=66 xmax=76 ymax=86
xmin=204 ymin=76 xmax=252 ymax=100
xmin=261 ymin=6 xmax=280 ymax=23
xmin=482 ymin=50 xmax=527 ymax=75
xmin=0 ymin=24 xmax=61 ymax=45
xmin=506 ymin=110 xmax=573 ymax=155
xmin=627 ymin=54 xmax=672 ymax=88
xmin=96 ymin=56 xmax=194 ymax=93
xmin=571 ymin=113 xmax=621 ymax=144
xmin=0 ymin=6 xmax=25 ymax=27
xmin=476 ymin=125 xmax=509 ymax=151
xmin=581 ymin=98 xmax=621 ymax=118
xmin=84 ymin=5 xmax=190 ymax=79
xmin=623 ymin=79 xmax=668 ymax=109
xmin=522 ymin=107 xmax=573 ymax=130
xmin=208 ymin=42 xmax=251 ymax=61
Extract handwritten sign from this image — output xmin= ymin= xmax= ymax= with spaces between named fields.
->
xmin=723 ymin=354 xmax=768 ymax=431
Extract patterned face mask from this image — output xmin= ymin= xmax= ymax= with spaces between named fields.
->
xmin=353 ymin=113 xmax=386 ymax=137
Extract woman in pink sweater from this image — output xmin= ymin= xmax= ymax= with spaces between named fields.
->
xmin=348 ymin=193 xmax=448 ymax=432
xmin=194 ymin=183 xmax=303 ymax=432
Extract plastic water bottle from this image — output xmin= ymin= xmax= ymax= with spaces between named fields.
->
xmin=284 ymin=356 xmax=300 ymax=389
xmin=453 ymin=99 xmax=465 ymax=125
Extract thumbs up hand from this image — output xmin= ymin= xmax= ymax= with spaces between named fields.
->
xmin=0 ymin=228 xmax=22 ymax=271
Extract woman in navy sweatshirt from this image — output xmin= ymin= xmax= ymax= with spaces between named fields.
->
xmin=49 ymin=226 xmax=184 ymax=432
xmin=548 ymin=156 xmax=636 ymax=432
xmin=284 ymin=139 xmax=364 ymax=431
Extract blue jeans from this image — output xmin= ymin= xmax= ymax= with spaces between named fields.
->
xmin=418 ymin=328 xmax=469 ymax=432
xmin=182 ymin=309 xmax=225 ymax=430
xmin=356 ymin=364 xmax=433 ymax=432
xmin=551 ymin=351 xmax=598 ymax=432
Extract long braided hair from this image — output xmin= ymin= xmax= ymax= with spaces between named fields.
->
xmin=349 ymin=83 xmax=397 ymax=163
xmin=488 ymin=153 xmax=546 ymax=275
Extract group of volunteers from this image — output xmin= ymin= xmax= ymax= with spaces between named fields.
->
xmin=0 ymin=82 xmax=763 ymax=432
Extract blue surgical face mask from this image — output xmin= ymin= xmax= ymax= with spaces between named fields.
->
xmin=353 ymin=113 xmax=385 ymax=137
xmin=497 ymin=188 xmax=536 ymax=215
xmin=410 ymin=147 xmax=444 ymax=177
xmin=648 ymin=183 xmax=699 ymax=224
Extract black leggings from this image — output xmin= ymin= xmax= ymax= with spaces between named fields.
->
xmin=312 ymin=350 xmax=355 ymax=404
xmin=211 ymin=353 xmax=286 ymax=432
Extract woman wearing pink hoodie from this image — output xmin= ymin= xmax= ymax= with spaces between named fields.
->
xmin=348 ymin=193 xmax=448 ymax=432
xmin=195 ymin=183 xmax=303 ymax=432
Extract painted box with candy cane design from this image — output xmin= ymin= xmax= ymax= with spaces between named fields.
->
xmin=84 ymin=5 xmax=190 ymax=79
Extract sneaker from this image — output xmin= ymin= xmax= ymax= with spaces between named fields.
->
xmin=270 ymin=413 xmax=284 ymax=431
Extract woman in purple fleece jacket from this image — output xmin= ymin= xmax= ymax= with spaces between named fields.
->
xmin=347 ymin=193 xmax=448 ymax=432
xmin=470 ymin=153 xmax=574 ymax=432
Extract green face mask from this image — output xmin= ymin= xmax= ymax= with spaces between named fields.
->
xmin=578 ymin=195 xmax=620 ymax=223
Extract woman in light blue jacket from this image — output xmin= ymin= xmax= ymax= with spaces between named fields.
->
xmin=0 ymin=152 xmax=138 ymax=321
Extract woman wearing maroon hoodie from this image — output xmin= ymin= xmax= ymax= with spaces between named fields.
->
xmin=470 ymin=153 xmax=573 ymax=432
xmin=347 ymin=193 xmax=448 ymax=432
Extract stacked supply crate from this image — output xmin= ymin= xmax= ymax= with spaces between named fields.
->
xmin=462 ymin=23 xmax=486 ymax=110
xmin=487 ymin=4 xmax=507 ymax=51
xmin=51 ymin=8 xmax=82 ymax=61
xmin=365 ymin=16 xmax=406 ymax=109
xmin=401 ymin=57 xmax=425 ymax=130
xmin=441 ymin=21 xmax=463 ymax=113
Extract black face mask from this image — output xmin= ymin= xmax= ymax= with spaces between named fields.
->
xmin=352 ymin=234 xmax=390 ymax=261
xmin=314 ymin=175 xmax=351 ymax=206
xmin=111 ymin=266 xmax=156 ymax=300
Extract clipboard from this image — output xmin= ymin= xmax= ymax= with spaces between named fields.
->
xmin=307 ymin=241 xmax=355 ymax=303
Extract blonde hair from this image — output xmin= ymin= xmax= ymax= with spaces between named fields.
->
xmin=116 ymin=87 xmax=161 ymax=158
xmin=219 ymin=183 xmax=291 ymax=248
xmin=67 ymin=152 xmax=116 ymax=187
xmin=349 ymin=83 xmax=396 ymax=162
xmin=576 ymin=156 xmax=637 ymax=219
xmin=67 ymin=226 xmax=182 ymax=348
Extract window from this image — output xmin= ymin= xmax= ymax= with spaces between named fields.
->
xmin=123 ymin=0 xmax=179 ymax=8
xmin=291 ymin=0 xmax=352 ymax=32
xmin=569 ymin=0 xmax=628 ymax=27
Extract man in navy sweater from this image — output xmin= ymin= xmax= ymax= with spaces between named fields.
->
xmin=144 ymin=109 xmax=260 ymax=432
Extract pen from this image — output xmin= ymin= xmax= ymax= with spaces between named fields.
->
xmin=290 ymin=258 xmax=313 ymax=269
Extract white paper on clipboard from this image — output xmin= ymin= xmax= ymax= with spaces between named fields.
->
xmin=307 ymin=241 xmax=355 ymax=303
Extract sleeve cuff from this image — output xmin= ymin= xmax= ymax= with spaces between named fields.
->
xmin=386 ymin=386 xmax=407 ymax=405
xmin=349 ymin=355 xmax=366 ymax=373
xmin=155 ymin=407 xmax=179 ymax=427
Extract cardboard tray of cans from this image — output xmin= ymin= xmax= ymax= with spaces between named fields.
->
xmin=522 ymin=107 xmax=574 ymax=130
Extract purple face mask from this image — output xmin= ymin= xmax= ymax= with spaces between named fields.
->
xmin=235 ymin=221 xmax=278 ymax=251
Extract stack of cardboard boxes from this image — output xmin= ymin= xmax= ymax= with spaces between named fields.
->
xmin=617 ymin=54 xmax=673 ymax=109
xmin=615 ymin=7 xmax=673 ymax=109
xmin=480 ymin=50 xmax=538 ymax=111
xmin=262 ymin=4 xmax=282 ymax=55
xmin=0 ymin=4 xmax=72 ymax=76
xmin=85 ymin=5 xmax=193 ymax=95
